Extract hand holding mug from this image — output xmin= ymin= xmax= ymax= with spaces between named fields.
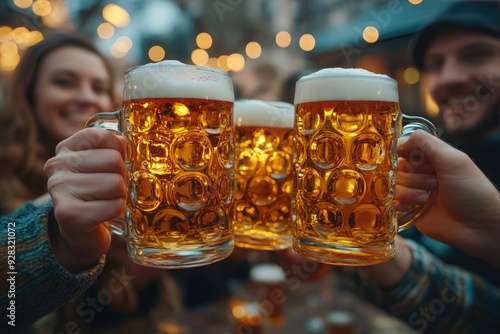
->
xmin=44 ymin=128 xmax=126 ymax=272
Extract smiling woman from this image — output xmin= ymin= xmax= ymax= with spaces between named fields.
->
xmin=0 ymin=33 xmax=116 ymax=214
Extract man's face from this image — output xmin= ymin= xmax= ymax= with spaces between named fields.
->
xmin=423 ymin=27 xmax=500 ymax=141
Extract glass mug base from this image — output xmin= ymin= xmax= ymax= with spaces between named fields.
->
xmin=127 ymin=238 xmax=234 ymax=269
xmin=293 ymin=239 xmax=395 ymax=266
xmin=235 ymin=234 xmax=292 ymax=251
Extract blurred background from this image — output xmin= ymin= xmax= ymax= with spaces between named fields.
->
xmin=0 ymin=0 xmax=456 ymax=124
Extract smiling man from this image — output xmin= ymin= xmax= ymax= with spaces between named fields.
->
xmin=405 ymin=0 xmax=500 ymax=296
xmin=411 ymin=1 xmax=500 ymax=187
xmin=342 ymin=2 xmax=500 ymax=333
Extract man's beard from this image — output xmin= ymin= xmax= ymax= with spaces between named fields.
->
xmin=445 ymin=102 xmax=500 ymax=142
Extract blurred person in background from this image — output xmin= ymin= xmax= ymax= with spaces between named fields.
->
xmin=0 ymin=33 xmax=119 ymax=332
xmin=0 ymin=33 xmax=180 ymax=333
xmin=0 ymin=33 xmax=117 ymax=215
xmin=343 ymin=2 xmax=500 ymax=333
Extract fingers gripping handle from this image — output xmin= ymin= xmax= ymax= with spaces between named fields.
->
xmin=84 ymin=110 xmax=128 ymax=238
xmin=397 ymin=115 xmax=439 ymax=232
xmin=84 ymin=110 xmax=123 ymax=134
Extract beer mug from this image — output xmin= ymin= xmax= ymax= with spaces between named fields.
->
xmin=85 ymin=61 xmax=235 ymax=268
xmin=293 ymin=68 xmax=438 ymax=265
xmin=233 ymin=100 xmax=295 ymax=250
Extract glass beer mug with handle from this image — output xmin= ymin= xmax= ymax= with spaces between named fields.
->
xmin=293 ymin=68 xmax=439 ymax=266
xmin=233 ymin=100 xmax=295 ymax=250
xmin=85 ymin=61 xmax=235 ymax=268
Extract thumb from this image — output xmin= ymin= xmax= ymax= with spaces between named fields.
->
xmin=396 ymin=130 xmax=468 ymax=174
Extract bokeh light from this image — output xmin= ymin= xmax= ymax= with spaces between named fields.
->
xmin=409 ymin=0 xmax=423 ymax=4
xmin=191 ymin=49 xmax=209 ymax=66
xmin=245 ymin=42 xmax=262 ymax=59
xmin=11 ymin=27 xmax=30 ymax=47
xmin=114 ymin=36 xmax=132 ymax=52
xmin=149 ymin=45 xmax=165 ymax=62
xmin=227 ymin=53 xmax=245 ymax=72
xmin=0 ymin=53 xmax=21 ymax=72
xmin=299 ymin=34 xmax=315 ymax=51
xmin=110 ymin=45 xmax=127 ymax=58
xmin=32 ymin=0 xmax=52 ymax=16
xmin=217 ymin=55 xmax=230 ymax=72
xmin=404 ymin=67 xmax=420 ymax=84
xmin=0 ymin=26 xmax=13 ymax=43
xmin=196 ymin=32 xmax=213 ymax=50
xmin=41 ymin=0 xmax=69 ymax=28
xmin=276 ymin=31 xmax=291 ymax=48
xmin=0 ymin=42 xmax=18 ymax=57
xmin=110 ymin=36 xmax=132 ymax=58
xmin=28 ymin=31 xmax=44 ymax=45
xmin=363 ymin=26 xmax=379 ymax=43
xmin=103 ymin=4 xmax=130 ymax=28
xmin=206 ymin=57 xmax=218 ymax=68
xmin=97 ymin=22 xmax=114 ymax=39
xmin=14 ymin=0 xmax=33 ymax=9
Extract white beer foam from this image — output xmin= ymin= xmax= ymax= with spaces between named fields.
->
xmin=249 ymin=263 xmax=286 ymax=284
xmin=234 ymin=99 xmax=294 ymax=129
xmin=124 ymin=60 xmax=234 ymax=102
xmin=294 ymin=67 xmax=399 ymax=104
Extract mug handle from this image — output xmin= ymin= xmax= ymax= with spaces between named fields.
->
xmin=84 ymin=110 xmax=129 ymax=238
xmin=396 ymin=114 xmax=440 ymax=232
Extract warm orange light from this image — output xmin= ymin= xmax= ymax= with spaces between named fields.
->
xmin=245 ymin=42 xmax=262 ymax=59
xmin=111 ymin=36 xmax=132 ymax=58
xmin=409 ymin=0 xmax=423 ymax=5
xmin=276 ymin=31 xmax=291 ymax=48
xmin=299 ymin=34 xmax=315 ymax=51
xmin=196 ymin=32 xmax=213 ymax=50
xmin=110 ymin=45 xmax=127 ymax=58
xmin=149 ymin=45 xmax=165 ymax=62
xmin=0 ymin=52 xmax=21 ymax=72
xmin=32 ymin=0 xmax=52 ymax=16
xmin=363 ymin=26 xmax=379 ymax=43
xmin=227 ymin=53 xmax=245 ymax=72
xmin=14 ymin=0 xmax=33 ymax=9
xmin=28 ymin=31 xmax=44 ymax=46
xmin=206 ymin=57 xmax=218 ymax=68
xmin=103 ymin=4 xmax=130 ymax=28
xmin=0 ymin=26 xmax=12 ymax=43
xmin=97 ymin=23 xmax=114 ymax=39
xmin=11 ymin=27 xmax=30 ymax=47
xmin=191 ymin=49 xmax=209 ymax=66
xmin=404 ymin=67 xmax=420 ymax=85
xmin=217 ymin=55 xmax=230 ymax=72
xmin=0 ymin=42 xmax=18 ymax=57
xmin=41 ymin=0 xmax=69 ymax=28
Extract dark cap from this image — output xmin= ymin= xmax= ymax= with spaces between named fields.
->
xmin=410 ymin=1 xmax=500 ymax=69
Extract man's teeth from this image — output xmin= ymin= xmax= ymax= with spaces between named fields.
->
xmin=448 ymin=99 xmax=466 ymax=106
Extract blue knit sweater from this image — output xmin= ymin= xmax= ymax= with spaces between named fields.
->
xmin=0 ymin=202 xmax=105 ymax=333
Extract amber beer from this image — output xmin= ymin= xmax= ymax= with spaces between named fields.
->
xmin=293 ymin=68 xmax=402 ymax=265
xmin=233 ymin=100 xmax=295 ymax=250
xmin=120 ymin=61 xmax=234 ymax=268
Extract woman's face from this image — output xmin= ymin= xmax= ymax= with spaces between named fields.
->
xmin=34 ymin=45 xmax=113 ymax=141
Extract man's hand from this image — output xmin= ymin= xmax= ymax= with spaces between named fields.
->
xmin=396 ymin=130 xmax=500 ymax=266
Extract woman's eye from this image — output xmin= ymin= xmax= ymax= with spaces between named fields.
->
xmin=53 ymin=77 xmax=75 ymax=87
xmin=93 ymin=85 xmax=110 ymax=95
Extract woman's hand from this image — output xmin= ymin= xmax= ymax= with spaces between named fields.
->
xmin=44 ymin=128 xmax=126 ymax=272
